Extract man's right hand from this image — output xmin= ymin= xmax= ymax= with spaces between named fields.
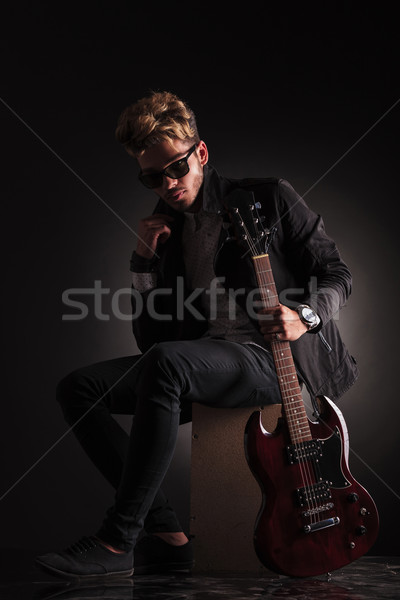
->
xmin=135 ymin=213 xmax=175 ymax=259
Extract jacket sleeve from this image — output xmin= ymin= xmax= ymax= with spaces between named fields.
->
xmin=129 ymin=250 xmax=165 ymax=352
xmin=277 ymin=179 xmax=352 ymax=329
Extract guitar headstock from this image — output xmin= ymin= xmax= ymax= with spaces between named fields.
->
xmin=224 ymin=188 xmax=270 ymax=256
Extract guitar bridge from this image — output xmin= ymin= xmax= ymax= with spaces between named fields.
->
xmin=302 ymin=502 xmax=334 ymax=517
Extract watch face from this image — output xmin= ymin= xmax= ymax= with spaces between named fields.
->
xmin=301 ymin=306 xmax=316 ymax=323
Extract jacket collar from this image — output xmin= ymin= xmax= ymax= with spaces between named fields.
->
xmin=201 ymin=164 xmax=231 ymax=214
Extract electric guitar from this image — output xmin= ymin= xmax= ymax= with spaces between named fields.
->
xmin=226 ymin=188 xmax=379 ymax=577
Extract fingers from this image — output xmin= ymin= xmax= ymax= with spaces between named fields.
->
xmin=257 ymin=306 xmax=283 ymax=340
xmin=136 ymin=214 xmax=174 ymax=259
xmin=257 ymin=304 xmax=307 ymax=342
xmin=140 ymin=214 xmax=174 ymax=232
xmin=143 ymin=213 xmax=175 ymax=224
xmin=257 ymin=305 xmax=285 ymax=327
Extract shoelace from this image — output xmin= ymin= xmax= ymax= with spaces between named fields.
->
xmin=65 ymin=536 xmax=98 ymax=556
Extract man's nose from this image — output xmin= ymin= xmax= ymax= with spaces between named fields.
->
xmin=164 ymin=175 xmax=178 ymax=189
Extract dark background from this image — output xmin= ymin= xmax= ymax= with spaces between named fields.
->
xmin=1 ymin=2 xmax=399 ymax=558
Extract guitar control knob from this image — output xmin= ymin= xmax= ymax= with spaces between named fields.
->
xmin=356 ymin=526 xmax=367 ymax=536
xmin=347 ymin=493 xmax=359 ymax=503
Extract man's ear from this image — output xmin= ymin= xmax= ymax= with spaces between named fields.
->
xmin=197 ymin=140 xmax=209 ymax=166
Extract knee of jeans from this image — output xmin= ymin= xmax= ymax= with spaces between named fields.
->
xmin=141 ymin=343 xmax=180 ymax=379
xmin=56 ymin=370 xmax=97 ymax=422
xmin=138 ymin=342 xmax=185 ymax=395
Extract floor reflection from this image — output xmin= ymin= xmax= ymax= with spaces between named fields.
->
xmin=0 ymin=552 xmax=399 ymax=600
xmin=31 ymin=578 xmax=367 ymax=600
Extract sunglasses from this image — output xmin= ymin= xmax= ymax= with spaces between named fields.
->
xmin=138 ymin=144 xmax=197 ymax=189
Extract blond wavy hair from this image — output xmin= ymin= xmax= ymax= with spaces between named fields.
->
xmin=115 ymin=91 xmax=200 ymax=157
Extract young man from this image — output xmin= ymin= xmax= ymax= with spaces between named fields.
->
xmin=36 ymin=91 xmax=358 ymax=579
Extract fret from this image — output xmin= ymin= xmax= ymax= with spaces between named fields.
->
xmin=274 ymin=358 xmax=296 ymax=366
xmin=283 ymin=407 xmax=305 ymax=416
xmin=274 ymin=351 xmax=292 ymax=358
xmin=280 ymin=387 xmax=303 ymax=396
xmin=288 ymin=429 xmax=310 ymax=437
xmin=277 ymin=373 xmax=298 ymax=381
xmin=284 ymin=397 xmax=306 ymax=407
xmin=259 ymin=286 xmax=278 ymax=294
xmin=275 ymin=366 xmax=296 ymax=373
xmin=286 ymin=418 xmax=308 ymax=423
xmin=275 ymin=363 xmax=297 ymax=371
xmin=276 ymin=368 xmax=297 ymax=377
xmin=285 ymin=401 xmax=307 ymax=409
xmin=286 ymin=410 xmax=308 ymax=418
xmin=278 ymin=376 xmax=301 ymax=383
xmin=273 ymin=358 xmax=294 ymax=366
xmin=276 ymin=362 xmax=298 ymax=370
xmin=284 ymin=407 xmax=308 ymax=416
xmin=278 ymin=381 xmax=299 ymax=388
xmin=286 ymin=421 xmax=309 ymax=428
xmin=259 ymin=283 xmax=277 ymax=289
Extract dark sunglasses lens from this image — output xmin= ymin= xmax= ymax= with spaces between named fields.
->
xmin=165 ymin=158 xmax=190 ymax=179
xmin=138 ymin=146 xmax=195 ymax=188
xmin=139 ymin=173 xmax=163 ymax=189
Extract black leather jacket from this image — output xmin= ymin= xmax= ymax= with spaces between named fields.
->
xmin=130 ymin=165 xmax=358 ymax=402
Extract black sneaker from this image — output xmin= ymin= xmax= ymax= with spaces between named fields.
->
xmin=133 ymin=535 xmax=194 ymax=575
xmin=35 ymin=536 xmax=134 ymax=580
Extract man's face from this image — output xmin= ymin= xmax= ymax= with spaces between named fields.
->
xmin=137 ymin=139 xmax=208 ymax=212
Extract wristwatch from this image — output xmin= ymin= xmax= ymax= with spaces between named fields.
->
xmin=295 ymin=304 xmax=320 ymax=331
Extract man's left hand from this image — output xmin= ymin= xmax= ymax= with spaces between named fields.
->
xmin=257 ymin=304 xmax=308 ymax=342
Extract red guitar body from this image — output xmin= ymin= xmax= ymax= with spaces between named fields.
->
xmin=245 ymin=396 xmax=379 ymax=577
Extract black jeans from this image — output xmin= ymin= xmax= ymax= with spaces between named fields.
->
xmin=57 ymin=338 xmax=281 ymax=551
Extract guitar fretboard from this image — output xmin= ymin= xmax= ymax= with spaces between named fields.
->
xmin=252 ymin=254 xmax=312 ymax=444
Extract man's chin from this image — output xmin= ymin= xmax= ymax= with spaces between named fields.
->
xmin=166 ymin=196 xmax=196 ymax=212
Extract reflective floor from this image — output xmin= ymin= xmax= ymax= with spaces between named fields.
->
xmin=0 ymin=550 xmax=399 ymax=599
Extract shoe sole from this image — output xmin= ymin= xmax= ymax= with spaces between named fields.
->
xmin=35 ymin=558 xmax=134 ymax=580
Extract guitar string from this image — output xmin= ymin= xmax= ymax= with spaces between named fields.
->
xmin=275 ymin=342 xmax=319 ymax=524
xmin=265 ymin=269 xmax=324 ymax=523
xmin=240 ymin=214 xmax=320 ymax=524
xmin=267 ymin=292 xmax=319 ymax=524
xmin=264 ymin=276 xmax=320 ymax=524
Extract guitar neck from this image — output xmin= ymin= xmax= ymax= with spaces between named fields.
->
xmin=252 ymin=254 xmax=312 ymax=444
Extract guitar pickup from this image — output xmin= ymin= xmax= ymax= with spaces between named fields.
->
xmin=296 ymin=481 xmax=332 ymax=507
xmin=287 ymin=440 xmax=323 ymax=464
